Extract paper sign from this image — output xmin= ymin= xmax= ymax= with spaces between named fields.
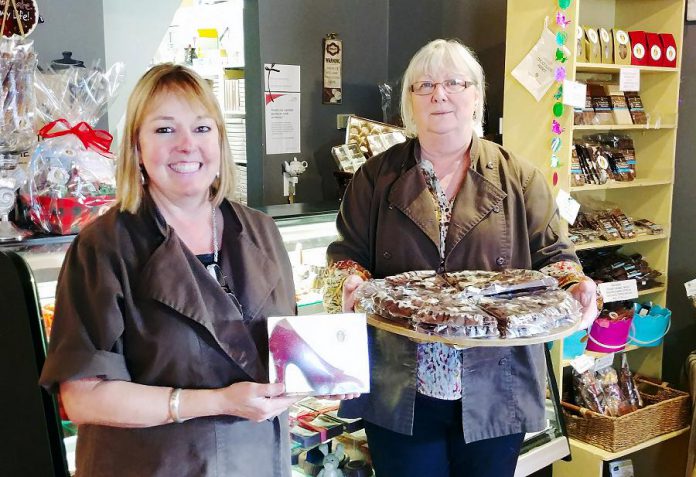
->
xmin=569 ymin=354 xmax=595 ymax=374
xmin=598 ymin=279 xmax=638 ymax=303
xmin=264 ymin=64 xmax=300 ymax=93
xmin=685 ymin=278 xmax=696 ymax=297
xmin=265 ymin=92 xmax=301 ymax=155
xmin=594 ymin=353 xmax=615 ymax=371
xmin=619 ymin=67 xmax=640 ymax=92
xmin=555 ymin=189 xmax=581 ymax=225
xmin=563 ymin=80 xmax=587 ymax=109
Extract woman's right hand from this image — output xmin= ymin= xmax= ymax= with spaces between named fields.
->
xmin=217 ymin=382 xmax=298 ymax=422
xmin=342 ymin=275 xmax=365 ymax=312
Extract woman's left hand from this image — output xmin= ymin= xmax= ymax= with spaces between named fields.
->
xmin=568 ymin=278 xmax=599 ymax=330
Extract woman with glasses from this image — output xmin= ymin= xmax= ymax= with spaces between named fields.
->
xmin=39 ymin=64 xmax=305 ymax=476
xmin=325 ymin=39 xmax=598 ymax=477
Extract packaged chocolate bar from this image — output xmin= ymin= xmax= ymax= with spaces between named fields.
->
xmin=571 ymin=147 xmax=586 ymax=186
xmin=625 ymin=92 xmax=647 ymax=125
xmin=619 ymin=353 xmax=643 ymax=409
xmin=606 ymin=84 xmax=633 ymax=125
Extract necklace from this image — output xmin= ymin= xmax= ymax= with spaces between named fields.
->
xmin=207 ymin=202 xmax=219 ymax=278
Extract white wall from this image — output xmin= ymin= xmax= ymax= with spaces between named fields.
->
xmin=102 ymin=0 xmax=180 ymax=141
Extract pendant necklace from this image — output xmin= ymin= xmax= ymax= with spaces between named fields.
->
xmin=206 ymin=202 xmax=219 ymax=279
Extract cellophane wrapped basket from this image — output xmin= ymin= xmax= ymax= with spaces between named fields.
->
xmin=20 ymin=63 xmax=124 ymax=235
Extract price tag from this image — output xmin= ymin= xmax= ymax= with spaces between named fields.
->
xmin=569 ymin=354 xmax=595 ymax=374
xmin=619 ymin=67 xmax=640 ymax=92
xmin=594 ymin=353 xmax=615 ymax=371
xmin=555 ymin=189 xmax=580 ymax=225
xmin=562 ymin=80 xmax=587 ymax=109
xmin=685 ymin=278 xmax=696 ymax=297
xmin=598 ymin=279 xmax=638 ymax=303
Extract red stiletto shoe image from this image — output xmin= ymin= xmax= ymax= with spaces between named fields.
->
xmin=268 ymin=318 xmax=365 ymax=395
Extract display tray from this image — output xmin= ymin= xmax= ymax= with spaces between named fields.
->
xmin=366 ymin=313 xmax=582 ymax=347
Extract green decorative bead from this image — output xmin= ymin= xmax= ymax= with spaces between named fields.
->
xmin=558 ymin=0 xmax=571 ymax=9
xmin=553 ymin=102 xmax=564 ymax=117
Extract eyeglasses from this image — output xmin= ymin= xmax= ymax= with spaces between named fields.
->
xmin=207 ymin=263 xmax=244 ymax=314
xmin=410 ymin=79 xmax=476 ymax=96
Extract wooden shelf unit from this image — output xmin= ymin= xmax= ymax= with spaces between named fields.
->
xmin=503 ymin=0 xmax=685 ymax=475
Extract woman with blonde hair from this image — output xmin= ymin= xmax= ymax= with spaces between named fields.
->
xmin=40 ymin=64 xmax=299 ymax=476
xmin=326 ymin=39 xmax=598 ymax=477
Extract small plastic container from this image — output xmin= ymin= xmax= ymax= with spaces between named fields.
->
xmin=586 ymin=316 xmax=633 ymax=353
xmin=562 ymin=330 xmax=588 ymax=360
xmin=629 ymin=303 xmax=671 ymax=347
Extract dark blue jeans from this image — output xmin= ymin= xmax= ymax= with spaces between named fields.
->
xmin=364 ymin=393 xmax=525 ymax=477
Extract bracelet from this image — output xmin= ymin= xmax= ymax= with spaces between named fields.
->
xmin=168 ymin=388 xmax=184 ymax=424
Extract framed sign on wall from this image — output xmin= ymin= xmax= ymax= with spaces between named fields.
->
xmin=322 ymin=33 xmax=342 ymax=104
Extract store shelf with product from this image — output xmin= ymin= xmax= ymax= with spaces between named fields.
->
xmin=503 ymin=0 xmax=686 ymax=474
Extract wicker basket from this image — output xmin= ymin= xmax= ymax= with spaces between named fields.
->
xmin=562 ymin=377 xmax=691 ymax=452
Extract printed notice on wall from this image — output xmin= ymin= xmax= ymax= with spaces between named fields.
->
xmin=264 ymin=64 xmax=301 ymax=155
xmin=598 ymin=279 xmax=638 ymax=303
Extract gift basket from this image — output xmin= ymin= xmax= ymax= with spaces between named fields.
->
xmin=563 ymin=354 xmax=690 ymax=452
xmin=20 ymin=62 xmax=124 ymax=235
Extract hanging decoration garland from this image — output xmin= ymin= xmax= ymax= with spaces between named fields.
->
xmin=550 ymin=0 xmax=572 ymax=187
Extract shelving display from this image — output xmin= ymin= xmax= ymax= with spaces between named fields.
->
xmin=503 ymin=0 xmax=686 ymax=475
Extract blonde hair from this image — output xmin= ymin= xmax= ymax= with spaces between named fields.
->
xmin=400 ymin=39 xmax=486 ymax=137
xmin=116 ymin=63 xmax=237 ymax=213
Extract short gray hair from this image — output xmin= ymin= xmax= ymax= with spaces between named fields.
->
xmin=400 ymin=39 xmax=485 ymax=137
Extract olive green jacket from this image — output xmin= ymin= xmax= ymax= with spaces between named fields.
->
xmin=328 ymin=135 xmax=578 ymax=442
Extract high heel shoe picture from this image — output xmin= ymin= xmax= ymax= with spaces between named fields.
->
xmin=268 ymin=314 xmax=370 ymax=395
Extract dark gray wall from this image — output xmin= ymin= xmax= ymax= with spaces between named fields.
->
xmin=665 ymin=23 xmax=696 ymax=386
xmin=31 ymin=0 xmax=107 ymax=129
xmin=387 ymin=0 xmax=507 ymax=138
xmin=250 ymin=0 xmax=389 ymax=206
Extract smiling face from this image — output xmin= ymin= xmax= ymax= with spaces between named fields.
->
xmin=138 ymin=90 xmax=220 ymax=207
xmin=410 ymin=73 xmax=478 ymax=141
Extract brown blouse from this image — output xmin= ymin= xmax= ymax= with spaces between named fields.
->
xmin=39 ymin=193 xmax=296 ymax=476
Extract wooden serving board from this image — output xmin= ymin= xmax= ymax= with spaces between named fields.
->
xmin=366 ymin=313 xmax=583 ymax=347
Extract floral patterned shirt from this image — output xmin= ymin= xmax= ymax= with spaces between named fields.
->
xmin=416 ymin=158 xmax=463 ymax=400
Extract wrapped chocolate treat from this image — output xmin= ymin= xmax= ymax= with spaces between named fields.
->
xmin=596 ymin=366 xmax=633 ymax=416
xmin=618 ymin=353 xmax=643 ymax=409
xmin=0 ymin=36 xmax=38 ymax=154
xmin=573 ymin=368 xmax=607 ymax=414
xmin=356 ymin=269 xmax=581 ymax=340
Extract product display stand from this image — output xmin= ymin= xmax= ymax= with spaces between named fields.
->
xmin=503 ymin=0 xmax=687 ymax=475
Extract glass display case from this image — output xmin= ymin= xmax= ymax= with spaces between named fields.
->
xmin=0 ymin=211 xmax=571 ymax=477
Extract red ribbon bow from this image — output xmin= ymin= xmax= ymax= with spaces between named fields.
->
xmin=38 ymin=119 xmax=114 ymax=157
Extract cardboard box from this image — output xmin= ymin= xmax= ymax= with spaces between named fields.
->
xmin=599 ymin=28 xmax=614 ymax=63
xmin=628 ymin=31 xmax=648 ymax=66
xmin=585 ymin=26 xmax=602 ymax=63
xmin=613 ymin=29 xmax=632 ymax=65
xmin=659 ymin=33 xmax=677 ymax=67
xmin=646 ymin=32 xmax=664 ymax=66
xmin=268 ymin=313 xmax=370 ymax=396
